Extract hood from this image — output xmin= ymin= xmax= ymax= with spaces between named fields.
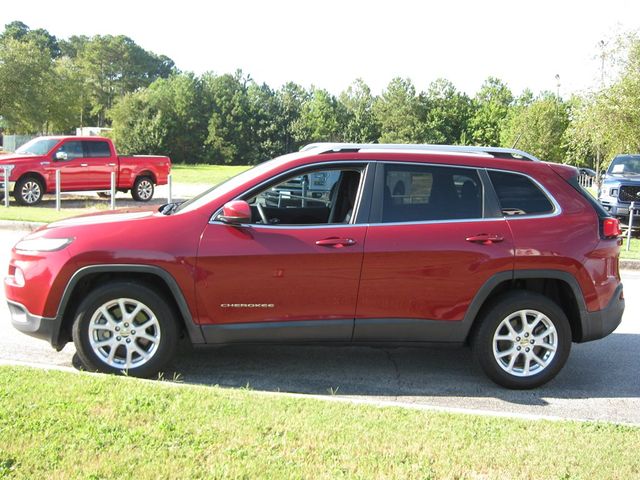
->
xmin=0 ymin=153 xmax=44 ymax=164
xmin=603 ymin=174 xmax=640 ymax=185
xmin=46 ymin=208 xmax=157 ymax=229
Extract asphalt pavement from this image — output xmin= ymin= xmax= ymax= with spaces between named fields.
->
xmin=1 ymin=228 xmax=639 ymax=425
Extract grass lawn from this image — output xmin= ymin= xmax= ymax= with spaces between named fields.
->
xmin=0 ymin=366 xmax=638 ymax=479
xmin=0 ymin=205 xmax=96 ymax=223
xmin=620 ymin=236 xmax=640 ymax=260
xmin=170 ymin=164 xmax=250 ymax=185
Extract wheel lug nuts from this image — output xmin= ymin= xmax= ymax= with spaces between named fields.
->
xmin=530 ymin=340 xmax=534 ymax=344
xmin=131 ymin=330 xmax=136 ymax=335
xmin=115 ymin=327 xmax=120 ymax=331
xmin=524 ymin=333 xmax=529 ymax=337
xmin=116 ymin=336 xmax=121 ymax=341
xmin=525 ymin=347 xmax=530 ymax=352
xmin=126 ymin=338 xmax=131 ymax=343
xmin=517 ymin=346 xmax=521 ymax=351
xmin=124 ymin=323 xmax=129 ymax=328
xmin=516 ymin=337 xmax=521 ymax=341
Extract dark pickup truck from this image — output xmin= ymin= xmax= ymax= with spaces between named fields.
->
xmin=598 ymin=154 xmax=640 ymax=225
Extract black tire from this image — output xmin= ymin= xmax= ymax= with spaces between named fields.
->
xmin=472 ymin=291 xmax=571 ymax=389
xmin=131 ymin=176 xmax=154 ymax=202
xmin=14 ymin=175 xmax=44 ymax=206
xmin=72 ymin=282 xmax=178 ymax=377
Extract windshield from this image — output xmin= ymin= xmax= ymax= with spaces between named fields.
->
xmin=175 ymin=157 xmax=284 ymax=214
xmin=15 ymin=138 xmax=59 ymax=155
xmin=609 ymin=155 xmax=640 ymax=175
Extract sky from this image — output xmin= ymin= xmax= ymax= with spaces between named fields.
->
xmin=2 ymin=0 xmax=639 ymax=98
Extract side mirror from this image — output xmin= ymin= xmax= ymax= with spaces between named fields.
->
xmin=218 ymin=200 xmax=251 ymax=225
xmin=55 ymin=151 xmax=68 ymax=161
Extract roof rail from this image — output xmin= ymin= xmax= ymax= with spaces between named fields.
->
xmin=300 ymin=143 xmax=541 ymax=161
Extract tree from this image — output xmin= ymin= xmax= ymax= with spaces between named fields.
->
xmin=247 ymin=82 xmax=287 ymax=160
xmin=77 ymin=35 xmax=176 ymax=126
xmin=339 ymin=79 xmax=379 ymax=143
xmin=203 ymin=70 xmax=257 ymax=164
xmin=373 ymin=77 xmax=422 ymax=143
xmin=564 ymin=33 xmax=640 ymax=172
xmin=110 ymin=73 xmax=210 ymax=163
xmin=274 ymin=82 xmax=308 ymax=153
xmin=292 ymin=87 xmax=345 ymax=145
xmin=0 ymin=37 xmax=58 ymax=133
xmin=500 ymin=92 xmax=569 ymax=163
xmin=469 ymin=77 xmax=513 ymax=146
xmin=422 ymin=78 xmax=473 ymax=144
xmin=0 ymin=21 xmax=61 ymax=58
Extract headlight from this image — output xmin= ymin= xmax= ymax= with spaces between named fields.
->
xmin=15 ymin=237 xmax=73 ymax=253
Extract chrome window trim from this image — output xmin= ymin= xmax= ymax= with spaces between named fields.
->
xmin=376 ymin=161 xmax=487 ymax=224
xmin=209 ymin=160 xmax=371 ymax=225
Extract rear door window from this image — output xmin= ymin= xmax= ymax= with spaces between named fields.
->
xmin=381 ymin=164 xmax=483 ymax=222
xmin=488 ymin=170 xmax=554 ymax=216
xmin=84 ymin=141 xmax=111 ymax=158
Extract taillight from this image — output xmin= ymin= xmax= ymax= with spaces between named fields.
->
xmin=602 ymin=217 xmax=621 ymax=238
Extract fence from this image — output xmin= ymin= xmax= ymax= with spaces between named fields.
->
xmin=2 ymin=135 xmax=36 ymax=152
xmin=578 ymin=174 xmax=594 ymax=189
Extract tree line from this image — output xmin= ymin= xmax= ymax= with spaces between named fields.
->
xmin=1 ymin=21 xmax=638 ymax=167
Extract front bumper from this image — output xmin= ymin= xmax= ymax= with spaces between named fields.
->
xmin=7 ymin=300 xmax=59 ymax=346
xmin=579 ymin=283 xmax=625 ymax=342
xmin=0 ymin=180 xmax=15 ymax=194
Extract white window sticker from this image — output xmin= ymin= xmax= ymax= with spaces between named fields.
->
xmin=612 ymin=164 xmax=625 ymax=173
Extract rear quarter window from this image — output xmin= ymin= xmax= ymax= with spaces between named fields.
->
xmin=488 ymin=170 xmax=554 ymax=216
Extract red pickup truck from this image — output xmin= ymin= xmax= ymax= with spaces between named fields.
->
xmin=0 ymin=136 xmax=171 ymax=205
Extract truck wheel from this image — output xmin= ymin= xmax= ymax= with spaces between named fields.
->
xmin=471 ymin=291 xmax=571 ymax=389
xmin=14 ymin=176 xmax=44 ymax=206
xmin=131 ymin=176 xmax=154 ymax=202
xmin=72 ymin=282 xmax=178 ymax=377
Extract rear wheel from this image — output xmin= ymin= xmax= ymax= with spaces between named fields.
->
xmin=72 ymin=282 xmax=178 ymax=377
xmin=131 ymin=176 xmax=154 ymax=202
xmin=14 ymin=176 xmax=44 ymax=205
xmin=472 ymin=291 xmax=571 ymax=389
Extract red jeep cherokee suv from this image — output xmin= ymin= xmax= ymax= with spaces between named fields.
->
xmin=5 ymin=144 xmax=624 ymax=389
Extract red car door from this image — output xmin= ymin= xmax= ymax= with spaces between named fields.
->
xmin=50 ymin=140 xmax=87 ymax=191
xmin=354 ymin=162 xmax=514 ymax=342
xmin=82 ymin=139 xmax=115 ymax=190
xmin=194 ymin=164 xmax=371 ymax=343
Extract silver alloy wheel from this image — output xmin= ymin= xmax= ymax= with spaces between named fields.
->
xmin=492 ymin=309 xmax=558 ymax=377
xmin=21 ymin=180 xmax=41 ymax=204
xmin=136 ymin=179 xmax=153 ymax=200
xmin=87 ymin=298 xmax=161 ymax=369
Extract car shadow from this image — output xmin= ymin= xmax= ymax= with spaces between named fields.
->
xmin=156 ymin=331 xmax=640 ymax=404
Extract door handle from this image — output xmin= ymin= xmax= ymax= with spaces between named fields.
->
xmin=315 ymin=237 xmax=357 ymax=248
xmin=80 ymin=163 xmax=89 ymax=167
xmin=465 ymin=234 xmax=504 ymax=245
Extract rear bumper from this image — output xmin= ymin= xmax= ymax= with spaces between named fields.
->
xmin=579 ymin=283 xmax=625 ymax=342
xmin=7 ymin=300 xmax=59 ymax=347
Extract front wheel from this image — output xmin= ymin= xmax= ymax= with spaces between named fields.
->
xmin=14 ymin=176 xmax=44 ymax=205
xmin=72 ymin=282 xmax=178 ymax=377
xmin=472 ymin=291 xmax=571 ymax=389
xmin=131 ymin=176 xmax=154 ymax=202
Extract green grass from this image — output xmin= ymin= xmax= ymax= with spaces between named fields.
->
xmin=0 ymin=205 xmax=95 ymax=223
xmin=620 ymin=237 xmax=640 ymax=260
xmin=0 ymin=366 xmax=638 ymax=479
xmin=170 ymin=164 xmax=250 ymax=185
